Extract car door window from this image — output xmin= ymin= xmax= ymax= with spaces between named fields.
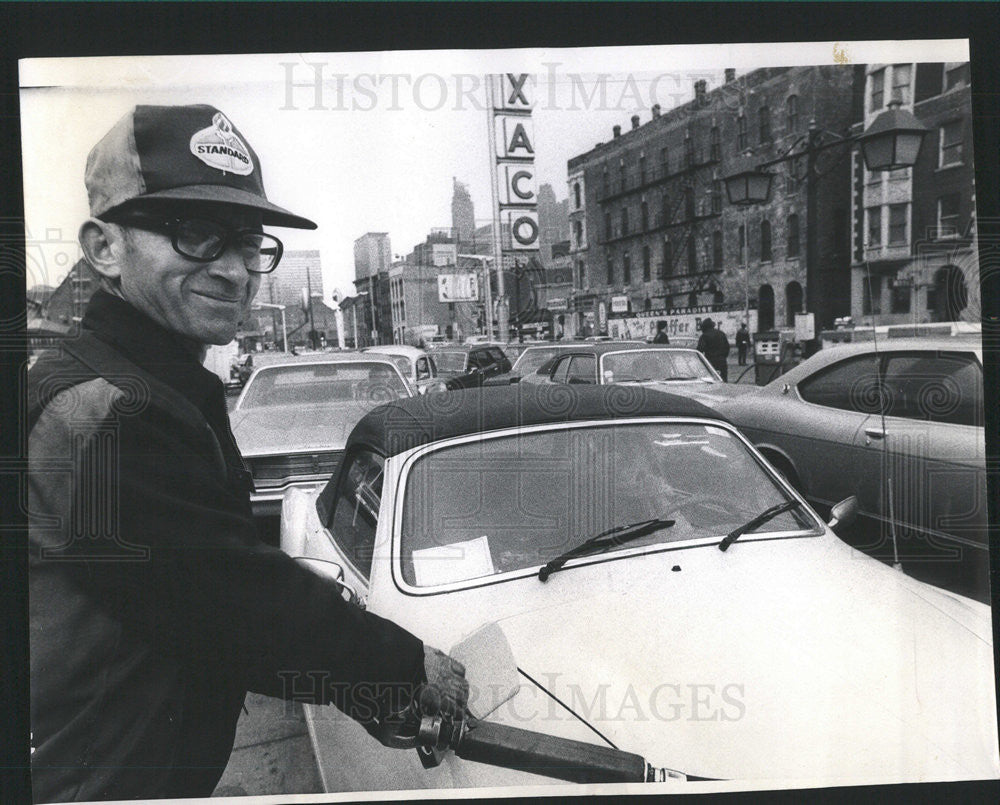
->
xmin=797 ymin=355 xmax=883 ymax=414
xmin=551 ymin=356 xmax=573 ymax=384
xmin=416 ymin=357 xmax=431 ymax=381
xmin=469 ymin=351 xmax=488 ymax=371
xmin=328 ymin=449 xmax=384 ymax=578
xmin=567 ymin=355 xmax=597 ymax=384
xmin=882 ymin=352 xmax=983 ymax=427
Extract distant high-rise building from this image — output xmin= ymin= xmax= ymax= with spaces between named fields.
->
xmin=451 ymin=178 xmax=476 ymax=242
xmin=353 ymin=232 xmax=392 ymax=281
xmin=537 ymin=183 xmax=570 ymax=263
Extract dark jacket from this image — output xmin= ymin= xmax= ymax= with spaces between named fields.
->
xmin=652 ymin=330 xmax=670 ymax=344
xmin=696 ymin=327 xmax=731 ymax=366
xmin=28 ymin=290 xmax=424 ymax=801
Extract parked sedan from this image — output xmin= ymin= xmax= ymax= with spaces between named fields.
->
xmin=431 ymin=344 xmax=512 ymax=390
xmin=716 ymin=337 xmax=988 ymax=601
xmin=231 ymin=354 xmax=414 ymax=517
xmin=280 ymin=385 xmax=997 ymax=792
xmin=530 ymin=342 xmax=751 ymax=407
xmin=484 ymin=341 xmax=643 ymax=386
xmin=363 ymin=345 xmax=447 ymax=395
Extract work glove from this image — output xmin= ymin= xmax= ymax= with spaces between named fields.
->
xmin=419 ymin=645 xmax=469 ymax=719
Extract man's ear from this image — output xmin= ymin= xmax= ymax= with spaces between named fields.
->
xmin=79 ymin=218 xmax=126 ymax=282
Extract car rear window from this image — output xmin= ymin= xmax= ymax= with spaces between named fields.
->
xmin=240 ymin=363 xmax=409 ymax=407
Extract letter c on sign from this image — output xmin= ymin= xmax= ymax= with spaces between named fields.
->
xmin=512 ymin=216 xmax=539 ymax=246
xmin=511 ymin=171 xmax=534 ymax=200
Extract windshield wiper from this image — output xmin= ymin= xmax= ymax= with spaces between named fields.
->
xmin=718 ymin=500 xmax=802 ymax=552
xmin=538 ymin=518 xmax=675 ymax=581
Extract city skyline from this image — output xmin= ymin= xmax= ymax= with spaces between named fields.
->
xmin=21 ymin=41 xmax=966 ymax=303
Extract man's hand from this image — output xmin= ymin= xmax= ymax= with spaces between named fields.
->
xmin=420 ymin=645 xmax=469 ymax=719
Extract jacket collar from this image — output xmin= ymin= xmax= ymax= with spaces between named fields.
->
xmin=82 ymin=289 xmax=222 ymax=412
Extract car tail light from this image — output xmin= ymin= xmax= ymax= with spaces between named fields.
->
xmin=247 ymin=450 xmax=343 ymax=487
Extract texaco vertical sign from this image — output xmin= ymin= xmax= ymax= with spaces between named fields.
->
xmin=490 ymin=74 xmax=539 ymax=252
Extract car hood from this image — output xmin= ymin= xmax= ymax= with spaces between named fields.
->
xmin=230 ymin=401 xmax=375 ymax=455
xmin=477 ymin=542 xmax=998 ymax=784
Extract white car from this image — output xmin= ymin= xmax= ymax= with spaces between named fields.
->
xmin=363 ymin=344 xmax=447 ymax=395
xmin=280 ymin=385 xmax=998 ymax=792
xmin=231 ymin=353 xmax=413 ymax=517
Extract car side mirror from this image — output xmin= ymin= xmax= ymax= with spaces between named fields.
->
xmin=826 ymin=496 xmax=858 ymax=535
xmin=292 ymin=556 xmax=362 ymax=606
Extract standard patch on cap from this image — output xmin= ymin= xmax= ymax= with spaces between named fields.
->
xmin=189 ymin=112 xmax=254 ymax=176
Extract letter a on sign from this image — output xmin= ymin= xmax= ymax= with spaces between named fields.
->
xmin=507 ymin=123 xmax=533 ymax=155
xmin=494 ymin=117 xmax=535 ymax=159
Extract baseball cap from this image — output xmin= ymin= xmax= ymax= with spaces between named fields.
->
xmin=85 ymin=104 xmax=317 ymax=230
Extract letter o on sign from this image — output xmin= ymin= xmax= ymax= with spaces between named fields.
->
xmin=512 ymin=216 xmax=539 ymax=246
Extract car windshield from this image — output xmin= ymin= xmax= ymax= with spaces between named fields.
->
xmin=602 ymin=350 xmax=716 ymax=383
xmin=399 ymin=422 xmax=818 ymax=586
xmin=240 ymin=362 xmax=410 ymax=407
xmin=434 ymin=351 xmax=468 ymax=373
xmin=512 ymin=348 xmax=561 ymax=375
xmin=386 ymin=355 xmax=412 ymax=377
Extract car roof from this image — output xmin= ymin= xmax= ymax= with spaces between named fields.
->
xmin=346 ymin=384 xmax=728 ymax=457
xmin=251 ymin=352 xmax=403 ymax=367
xmin=364 ymin=345 xmax=425 ymax=358
xmin=550 ymin=343 xmax=701 ymax=356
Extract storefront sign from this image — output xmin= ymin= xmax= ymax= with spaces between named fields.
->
xmin=438 ymin=273 xmax=480 ymax=302
xmin=610 ymin=295 xmax=630 ymax=314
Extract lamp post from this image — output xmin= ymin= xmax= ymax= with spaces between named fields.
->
xmin=724 ymin=99 xmax=929 ymax=336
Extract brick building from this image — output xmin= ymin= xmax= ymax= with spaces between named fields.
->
xmin=850 ymin=62 xmax=977 ymax=326
xmin=567 ymin=65 xmax=862 ymax=339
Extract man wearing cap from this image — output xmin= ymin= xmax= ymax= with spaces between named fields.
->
xmin=696 ymin=317 xmax=730 ymax=382
xmin=27 ymin=105 xmax=468 ymax=801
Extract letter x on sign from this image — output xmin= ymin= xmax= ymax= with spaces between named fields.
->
xmin=507 ymin=74 xmax=529 ymax=105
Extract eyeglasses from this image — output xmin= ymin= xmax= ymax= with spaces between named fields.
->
xmin=104 ymin=213 xmax=284 ymax=273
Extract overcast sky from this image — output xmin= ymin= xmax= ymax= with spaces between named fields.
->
xmin=21 ymin=40 xmax=966 ymax=304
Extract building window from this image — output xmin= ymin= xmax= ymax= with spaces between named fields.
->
xmin=890 ymin=281 xmax=911 ymax=314
xmin=642 ymin=245 xmax=651 ymax=281
xmin=573 ymin=220 xmax=583 ymax=248
xmin=786 ymin=94 xmax=799 ymax=131
xmin=914 ymin=63 xmax=945 ymax=103
xmin=867 ymin=207 xmax=882 ymax=246
xmin=891 ymin=63 xmax=912 ymax=105
xmin=620 ymin=160 xmax=628 ymax=192
xmin=938 ymin=193 xmax=961 ymax=238
xmin=870 ymin=68 xmax=885 ymax=112
xmin=710 ymin=178 xmax=722 ymax=214
xmin=640 ymin=200 xmax=649 ymax=231
xmin=623 ymin=250 xmax=631 ymax=284
xmin=710 ymin=126 xmax=720 ymax=161
xmin=939 ymin=120 xmax=963 ymax=166
xmin=737 ymin=114 xmax=747 ymax=150
xmin=888 ymin=203 xmax=908 ymax=245
xmin=661 ymin=193 xmax=670 ymax=225
xmin=639 ymin=155 xmax=647 ymax=184
xmin=688 ymin=291 xmax=698 ymax=308
xmin=687 ymin=237 xmax=697 ymax=273
xmin=684 ymin=134 xmax=694 ymax=168
xmin=574 ymin=182 xmax=581 ymax=209
xmin=661 ymin=239 xmax=671 ymax=277
xmin=605 ymin=212 xmax=612 ymax=240
xmin=738 ymin=224 xmax=746 ymax=264
xmin=620 ymin=207 xmax=629 ymax=236
xmin=760 ymin=220 xmax=772 ymax=262
xmin=684 ymin=186 xmax=695 ymax=219
xmin=606 ymin=258 xmax=614 ymax=285
xmin=602 ymin=169 xmax=610 ymax=196
xmin=660 ymin=146 xmax=669 ymax=174
xmin=945 ymin=63 xmax=969 ymax=90
xmin=787 ymin=214 xmax=800 ymax=257
xmin=712 ymin=230 xmax=723 ymax=269
xmin=577 ymin=260 xmax=586 ymax=288
xmin=862 ymin=274 xmax=882 ymax=315
xmin=758 ymin=105 xmax=771 ymax=142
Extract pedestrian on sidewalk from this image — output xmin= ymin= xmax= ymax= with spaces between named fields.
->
xmin=696 ymin=317 xmax=730 ymax=381
xmin=736 ymin=322 xmax=751 ymax=366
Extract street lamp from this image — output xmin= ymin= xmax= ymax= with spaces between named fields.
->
xmin=723 ymin=100 xmax=929 ymax=335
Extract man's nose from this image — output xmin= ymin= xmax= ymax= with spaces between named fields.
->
xmin=207 ymin=245 xmax=251 ymax=285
